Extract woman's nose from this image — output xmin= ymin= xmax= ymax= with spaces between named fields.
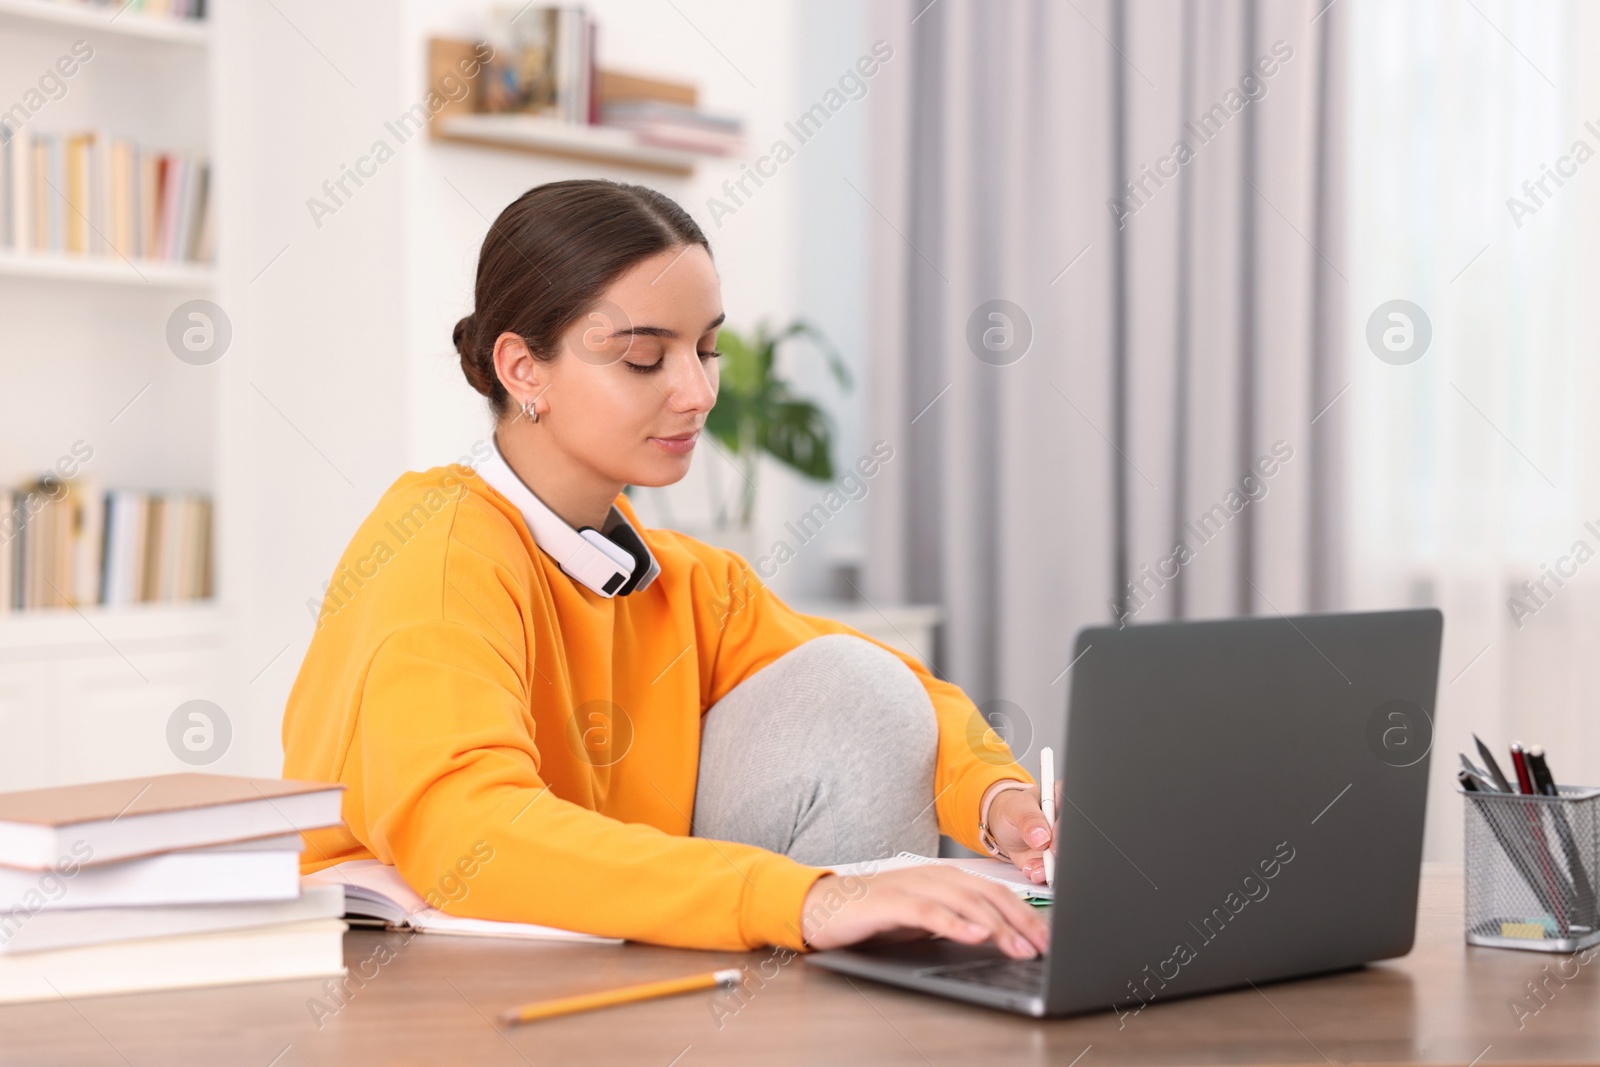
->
xmin=667 ymin=352 xmax=717 ymax=412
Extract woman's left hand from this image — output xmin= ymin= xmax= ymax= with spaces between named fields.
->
xmin=986 ymin=785 xmax=1056 ymax=884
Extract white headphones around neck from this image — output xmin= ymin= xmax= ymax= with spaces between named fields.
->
xmin=478 ymin=433 xmax=660 ymax=598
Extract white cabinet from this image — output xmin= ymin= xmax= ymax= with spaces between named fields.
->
xmin=0 ymin=606 xmax=224 ymax=788
xmin=0 ymin=661 xmax=59 ymax=791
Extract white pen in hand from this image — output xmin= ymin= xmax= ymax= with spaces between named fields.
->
xmin=1039 ymin=746 xmax=1056 ymax=887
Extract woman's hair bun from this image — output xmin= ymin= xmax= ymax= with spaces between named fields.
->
xmin=452 ymin=313 xmax=475 ymax=354
xmin=454 ymin=313 xmax=496 ymax=399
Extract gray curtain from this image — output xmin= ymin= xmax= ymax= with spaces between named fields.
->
xmin=862 ymin=0 xmax=1348 ymax=758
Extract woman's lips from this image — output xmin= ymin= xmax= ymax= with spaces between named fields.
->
xmin=649 ymin=431 xmax=699 ymax=455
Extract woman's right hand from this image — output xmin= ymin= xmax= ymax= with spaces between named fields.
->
xmin=798 ymin=867 xmax=1050 ymax=959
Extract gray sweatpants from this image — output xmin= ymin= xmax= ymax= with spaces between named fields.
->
xmin=691 ymin=633 xmax=941 ymax=865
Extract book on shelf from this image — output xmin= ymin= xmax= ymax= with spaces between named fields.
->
xmin=11 ymin=479 xmax=72 ymax=610
xmin=34 ymin=0 xmax=208 ymax=22
xmin=1 ymin=481 xmax=212 ymax=613
xmin=480 ymin=5 xmax=594 ymax=125
xmin=0 ymin=492 xmax=8 ymax=616
xmin=598 ymin=101 xmax=744 ymax=156
xmin=597 ymin=100 xmax=742 ymax=134
xmin=594 ymin=70 xmax=743 ymax=156
xmin=0 ymin=771 xmax=346 ymax=1003
xmin=0 ymin=124 xmax=212 ymax=264
xmin=595 ymin=70 xmax=697 ymax=109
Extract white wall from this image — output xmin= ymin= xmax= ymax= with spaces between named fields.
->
xmin=212 ymin=0 xmax=411 ymax=775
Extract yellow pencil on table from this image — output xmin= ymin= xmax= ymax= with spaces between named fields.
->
xmin=499 ymin=968 xmax=743 ymax=1025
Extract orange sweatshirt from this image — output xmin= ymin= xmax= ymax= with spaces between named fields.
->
xmin=281 ymin=458 xmax=1032 ymax=952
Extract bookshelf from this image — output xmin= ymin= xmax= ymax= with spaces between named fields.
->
xmin=0 ymin=0 xmax=210 ymax=45
xmin=0 ymin=0 xmax=222 ymax=788
xmin=0 ymin=601 xmax=223 ymax=656
xmin=0 ymin=250 xmax=214 ymax=287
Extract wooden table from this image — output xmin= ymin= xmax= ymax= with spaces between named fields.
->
xmin=2 ymin=863 xmax=1597 ymax=1066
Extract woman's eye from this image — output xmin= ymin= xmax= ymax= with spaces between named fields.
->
xmin=624 ymin=351 xmax=717 ymax=372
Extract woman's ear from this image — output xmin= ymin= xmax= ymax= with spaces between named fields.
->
xmin=492 ymin=332 xmax=550 ymax=414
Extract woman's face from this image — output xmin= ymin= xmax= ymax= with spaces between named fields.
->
xmin=520 ymin=243 xmax=723 ymax=489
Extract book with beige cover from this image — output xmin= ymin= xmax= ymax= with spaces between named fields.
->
xmin=0 ymin=918 xmax=348 ymax=1004
xmin=0 ymin=773 xmax=344 ymax=869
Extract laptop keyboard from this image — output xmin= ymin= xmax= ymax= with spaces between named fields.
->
xmin=917 ymin=956 xmax=1047 ymax=992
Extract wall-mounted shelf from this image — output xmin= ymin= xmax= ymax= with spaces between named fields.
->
xmin=427 ymin=37 xmax=740 ymax=178
xmin=0 ymin=0 xmax=209 ymax=45
xmin=432 ymin=113 xmax=700 ymax=177
xmin=0 ymin=250 xmax=214 ymax=288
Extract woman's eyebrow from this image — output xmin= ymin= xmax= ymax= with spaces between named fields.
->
xmin=612 ymin=312 xmax=726 ymax=340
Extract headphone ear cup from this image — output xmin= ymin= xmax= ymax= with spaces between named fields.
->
xmin=601 ymin=521 xmax=654 ymax=596
xmin=579 ymin=528 xmax=636 ymax=570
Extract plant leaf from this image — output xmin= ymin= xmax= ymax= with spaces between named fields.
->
xmin=769 ymin=318 xmax=853 ymax=391
xmin=761 ymin=399 xmax=835 ymax=481
xmin=714 ymin=327 xmax=763 ymax=399
xmin=704 ymin=388 xmax=746 ymax=453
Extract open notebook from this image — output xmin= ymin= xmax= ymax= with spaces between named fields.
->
xmin=305 ymin=860 xmax=622 ymax=944
xmin=825 ymin=852 xmax=1053 ymax=902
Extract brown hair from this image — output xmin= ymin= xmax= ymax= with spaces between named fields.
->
xmin=453 ymin=180 xmax=710 ymax=417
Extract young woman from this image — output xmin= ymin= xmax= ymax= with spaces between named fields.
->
xmin=281 ymin=180 xmax=1052 ymax=960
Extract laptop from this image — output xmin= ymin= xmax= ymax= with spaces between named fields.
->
xmin=805 ymin=608 xmax=1443 ymax=1017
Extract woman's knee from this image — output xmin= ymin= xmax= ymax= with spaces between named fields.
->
xmin=785 ymin=634 xmax=937 ymax=749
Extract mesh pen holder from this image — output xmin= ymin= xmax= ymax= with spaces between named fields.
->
xmin=1463 ymin=785 xmax=1600 ymax=953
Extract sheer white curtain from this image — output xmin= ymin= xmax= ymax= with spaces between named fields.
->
xmin=1348 ymin=0 xmax=1600 ymax=859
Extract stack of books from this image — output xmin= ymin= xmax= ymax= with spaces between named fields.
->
xmin=595 ymin=71 xmax=743 ymax=157
xmin=1 ymin=481 xmax=213 ymax=612
xmin=0 ymin=126 xmax=214 ymax=264
xmin=0 ymin=773 xmax=346 ymax=1003
xmin=598 ymin=100 xmax=743 ymax=156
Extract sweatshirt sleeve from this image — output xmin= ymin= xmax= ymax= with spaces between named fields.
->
xmin=696 ymin=550 xmax=1035 ymax=857
xmin=356 ymin=620 xmax=827 ymax=951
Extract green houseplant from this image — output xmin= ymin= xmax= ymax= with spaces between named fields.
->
xmin=702 ymin=318 xmax=852 ymax=531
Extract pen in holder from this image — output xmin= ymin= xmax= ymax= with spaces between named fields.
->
xmin=1462 ymin=785 xmax=1600 ymax=953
